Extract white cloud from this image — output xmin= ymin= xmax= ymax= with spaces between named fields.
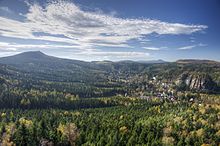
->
xmin=177 ymin=43 xmax=207 ymax=50
xmin=0 ymin=1 xmax=207 ymax=50
xmin=65 ymin=51 xmax=150 ymax=61
xmin=76 ymin=51 xmax=149 ymax=56
xmin=0 ymin=42 xmax=17 ymax=51
xmin=0 ymin=52 xmax=22 ymax=57
xmin=0 ymin=1 xmax=208 ymax=60
xmin=177 ymin=45 xmax=196 ymax=50
xmin=143 ymin=47 xmax=161 ymax=51
xmin=0 ymin=41 xmax=150 ymax=60
xmin=0 ymin=42 xmax=88 ymax=52
xmin=198 ymin=43 xmax=207 ymax=47
xmin=0 ymin=47 xmax=17 ymax=51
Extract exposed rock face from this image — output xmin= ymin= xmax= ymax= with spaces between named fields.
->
xmin=176 ymin=73 xmax=217 ymax=91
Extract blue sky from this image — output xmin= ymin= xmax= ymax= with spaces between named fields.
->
xmin=0 ymin=0 xmax=219 ymax=61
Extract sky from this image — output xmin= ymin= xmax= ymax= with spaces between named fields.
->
xmin=0 ymin=0 xmax=219 ymax=61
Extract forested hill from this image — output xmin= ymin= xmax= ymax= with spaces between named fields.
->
xmin=0 ymin=51 xmax=219 ymax=96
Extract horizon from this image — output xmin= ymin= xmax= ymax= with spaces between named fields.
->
xmin=0 ymin=0 xmax=220 ymax=61
xmin=0 ymin=50 xmax=219 ymax=63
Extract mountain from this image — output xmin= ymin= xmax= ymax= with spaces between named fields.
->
xmin=0 ymin=51 xmax=150 ymax=80
xmin=0 ymin=51 xmax=109 ymax=72
xmin=0 ymin=51 xmax=89 ymax=68
xmin=0 ymin=51 xmax=53 ymax=64
xmin=0 ymin=51 xmax=106 ymax=82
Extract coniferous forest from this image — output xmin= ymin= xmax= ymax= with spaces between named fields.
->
xmin=0 ymin=52 xmax=219 ymax=145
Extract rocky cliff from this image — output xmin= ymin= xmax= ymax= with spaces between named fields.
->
xmin=176 ymin=73 xmax=218 ymax=92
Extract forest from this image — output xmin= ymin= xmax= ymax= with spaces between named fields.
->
xmin=0 ymin=95 xmax=219 ymax=146
xmin=0 ymin=52 xmax=219 ymax=146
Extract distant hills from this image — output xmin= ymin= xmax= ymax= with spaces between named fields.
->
xmin=176 ymin=59 xmax=220 ymax=64
xmin=0 ymin=51 xmax=218 ymax=66
xmin=0 ymin=51 xmax=219 ymax=93
xmin=0 ymin=51 xmax=168 ymax=65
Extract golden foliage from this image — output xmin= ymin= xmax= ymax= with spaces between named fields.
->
xmin=216 ymin=130 xmax=220 ymax=136
xmin=119 ymin=126 xmax=128 ymax=133
xmin=201 ymin=144 xmax=211 ymax=146
xmin=19 ymin=117 xmax=33 ymax=128
xmin=173 ymin=116 xmax=183 ymax=124
xmin=57 ymin=123 xmax=79 ymax=146
xmin=162 ymin=136 xmax=175 ymax=146
xmin=163 ymin=126 xmax=172 ymax=136
xmin=72 ymin=111 xmax=81 ymax=116
xmin=196 ymin=128 xmax=205 ymax=137
xmin=0 ymin=123 xmax=16 ymax=146
xmin=1 ymin=112 xmax=6 ymax=118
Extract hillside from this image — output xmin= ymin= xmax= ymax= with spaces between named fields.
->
xmin=0 ymin=51 xmax=219 ymax=97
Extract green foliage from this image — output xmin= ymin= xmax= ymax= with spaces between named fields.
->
xmin=0 ymin=98 xmax=219 ymax=145
xmin=0 ymin=53 xmax=219 ymax=145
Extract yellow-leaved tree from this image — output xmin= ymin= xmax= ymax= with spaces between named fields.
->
xmin=57 ymin=123 xmax=79 ymax=146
